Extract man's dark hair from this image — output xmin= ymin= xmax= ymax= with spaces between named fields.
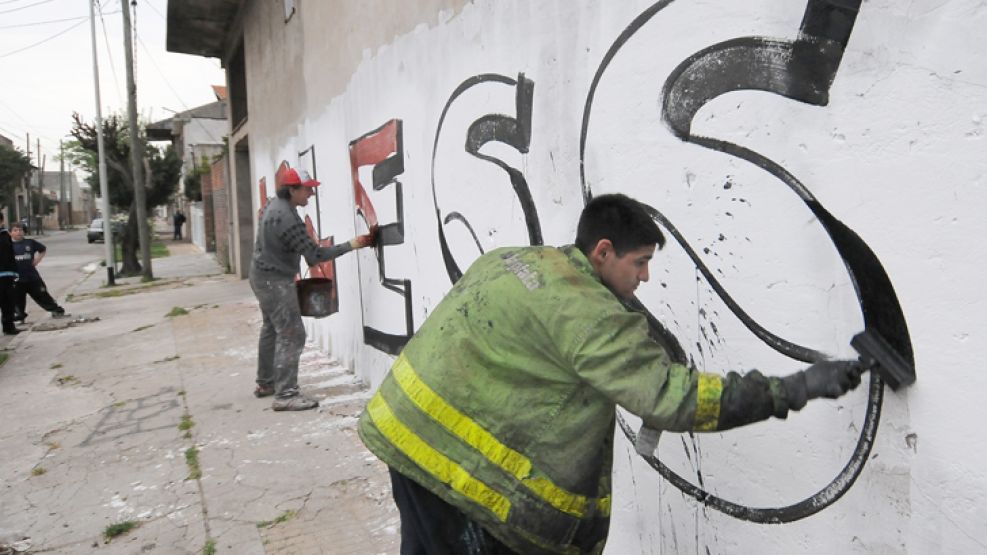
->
xmin=275 ymin=185 xmax=296 ymax=200
xmin=10 ymin=222 xmax=23 ymax=231
xmin=575 ymin=193 xmax=665 ymax=255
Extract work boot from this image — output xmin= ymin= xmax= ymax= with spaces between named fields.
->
xmin=271 ymin=394 xmax=319 ymax=411
xmin=51 ymin=311 xmax=71 ymax=319
xmin=13 ymin=312 xmax=26 ymax=324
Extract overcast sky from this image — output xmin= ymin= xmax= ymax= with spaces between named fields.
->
xmin=0 ymin=0 xmax=226 ymax=173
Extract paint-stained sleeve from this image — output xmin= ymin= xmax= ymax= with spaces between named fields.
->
xmin=280 ymin=220 xmax=353 ymax=266
xmin=566 ymin=306 xmax=790 ymax=432
xmin=307 ymin=241 xmax=353 ymax=265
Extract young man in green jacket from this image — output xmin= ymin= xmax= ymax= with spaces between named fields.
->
xmin=358 ymin=193 xmax=862 ymax=554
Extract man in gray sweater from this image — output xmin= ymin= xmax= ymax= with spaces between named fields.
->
xmin=250 ymin=168 xmax=375 ymax=411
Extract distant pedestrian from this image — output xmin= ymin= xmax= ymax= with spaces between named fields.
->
xmin=0 ymin=213 xmax=21 ymax=335
xmin=173 ymin=210 xmax=186 ymax=240
xmin=250 ymin=168 xmax=376 ymax=411
xmin=10 ymin=222 xmax=67 ymax=323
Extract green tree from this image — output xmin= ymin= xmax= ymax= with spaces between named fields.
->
xmin=0 ymin=143 xmax=33 ymax=211
xmin=29 ymin=189 xmax=56 ymax=217
xmin=67 ymin=113 xmax=180 ymax=276
xmin=183 ymin=158 xmax=210 ymax=202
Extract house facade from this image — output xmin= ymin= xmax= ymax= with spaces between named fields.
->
xmin=26 ymin=170 xmax=88 ymax=230
xmin=148 ymin=98 xmax=229 ymax=256
xmin=166 ymin=1 xmax=987 ymax=552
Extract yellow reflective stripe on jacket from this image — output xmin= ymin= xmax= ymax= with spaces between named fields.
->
xmin=392 ymin=354 xmax=532 ymax=478
xmin=367 ymin=393 xmax=511 ymax=521
xmin=694 ymin=373 xmax=723 ymax=431
xmin=392 ymin=353 xmax=599 ymax=518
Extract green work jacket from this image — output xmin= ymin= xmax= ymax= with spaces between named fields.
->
xmin=358 ymin=245 xmax=792 ymax=554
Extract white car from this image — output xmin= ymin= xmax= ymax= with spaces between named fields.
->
xmin=87 ymin=218 xmax=104 ymax=243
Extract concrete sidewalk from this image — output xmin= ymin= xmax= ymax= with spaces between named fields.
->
xmin=0 ymin=245 xmax=398 ymax=554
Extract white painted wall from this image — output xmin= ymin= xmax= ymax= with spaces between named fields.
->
xmin=180 ymin=118 xmax=226 ymax=194
xmin=182 ymin=118 xmax=227 ymax=154
xmin=189 ymin=201 xmax=205 ymax=250
xmin=240 ymin=0 xmax=987 ymax=552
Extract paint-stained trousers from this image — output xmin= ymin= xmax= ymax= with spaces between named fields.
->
xmin=250 ymin=272 xmax=306 ymax=398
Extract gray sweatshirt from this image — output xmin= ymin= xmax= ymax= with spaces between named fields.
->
xmin=251 ymin=197 xmax=353 ymax=279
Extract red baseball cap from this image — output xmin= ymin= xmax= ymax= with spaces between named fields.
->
xmin=282 ymin=168 xmax=320 ymax=188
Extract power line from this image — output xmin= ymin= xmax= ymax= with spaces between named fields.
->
xmin=134 ymin=35 xmax=190 ymax=109
xmin=141 ymin=0 xmax=164 ymax=21
xmin=0 ymin=99 xmax=33 ymax=129
xmin=0 ymin=101 xmax=53 ymax=151
xmin=0 ymin=14 xmax=84 ymax=29
xmin=0 ymin=16 xmax=87 ymax=59
xmin=0 ymin=99 xmax=62 ymax=155
xmin=144 ymin=1 xmax=223 ymax=140
xmin=0 ymin=10 xmax=120 ymax=29
xmin=97 ymin=0 xmax=124 ymax=108
xmin=0 ymin=123 xmax=26 ymax=144
xmin=0 ymin=0 xmax=54 ymax=16
xmin=134 ymin=35 xmax=222 ymax=145
xmin=0 ymin=125 xmax=61 ymax=162
xmin=131 ymin=0 xmax=222 ymax=146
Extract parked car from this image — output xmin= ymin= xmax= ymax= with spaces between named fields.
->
xmin=87 ymin=218 xmax=104 ymax=243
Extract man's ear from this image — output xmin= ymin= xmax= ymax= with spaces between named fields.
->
xmin=588 ymin=239 xmax=614 ymax=272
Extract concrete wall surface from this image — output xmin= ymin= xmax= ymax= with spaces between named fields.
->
xmin=189 ymin=201 xmax=205 ymax=249
xmin=237 ymin=0 xmax=987 ymax=552
xmin=183 ymin=118 xmax=227 ymax=150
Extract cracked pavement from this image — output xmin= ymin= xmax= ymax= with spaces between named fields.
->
xmin=0 ymin=230 xmax=398 ymax=554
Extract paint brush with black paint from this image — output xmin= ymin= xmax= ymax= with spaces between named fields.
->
xmin=851 ymin=329 xmax=916 ymax=391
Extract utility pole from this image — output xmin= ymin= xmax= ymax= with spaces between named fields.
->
xmin=89 ymin=0 xmax=115 ymax=285
xmin=38 ymin=146 xmax=46 ymax=236
xmin=24 ymin=133 xmax=31 ymax=232
xmin=37 ymin=138 xmax=46 ymax=236
xmin=59 ymin=141 xmax=66 ymax=229
xmin=122 ymin=0 xmax=152 ymax=280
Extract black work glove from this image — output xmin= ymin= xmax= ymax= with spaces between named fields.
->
xmin=782 ymin=360 xmax=864 ymax=411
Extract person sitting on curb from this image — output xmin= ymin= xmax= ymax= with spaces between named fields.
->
xmin=250 ymin=167 xmax=376 ymax=411
xmin=10 ymin=222 xmax=69 ymax=323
